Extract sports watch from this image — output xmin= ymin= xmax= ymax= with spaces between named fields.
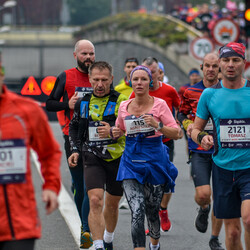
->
xmin=156 ymin=121 xmax=163 ymax=131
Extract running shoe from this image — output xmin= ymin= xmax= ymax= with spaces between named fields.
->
xmin=103 ymin=241 xmax=113 ymax=250
xmin=159 ymin=209 xmax=172 ymax=232
xmin=80 ymin=226 xmax=93 ymax=249
xmin=195 ymin=205 xmax=210 ymax=233
xmin=209 ymin=238 xmax=225 ymax=250
xmin=149 ymin=242 xmax=160 ymax=250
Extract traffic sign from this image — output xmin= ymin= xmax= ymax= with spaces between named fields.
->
xmin=190 ymin=37 xmax=214 ymax=60
xmin=21 ymin=76 xmax=42 ymax=95
xmin=41 ymin=76 xmax=56 ymax=96
xmin=211 ymin=18 xmax=240 ymax=46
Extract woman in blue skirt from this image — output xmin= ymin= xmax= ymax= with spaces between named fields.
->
xmin=111 ymin=65 xmax=181 ymax=250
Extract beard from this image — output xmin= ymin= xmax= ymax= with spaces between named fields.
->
xmin=77 ymin=58 xmax=94 ymax=73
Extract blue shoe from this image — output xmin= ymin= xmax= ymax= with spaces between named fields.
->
xmin=103 ymin=241 xmax=113 ymax=250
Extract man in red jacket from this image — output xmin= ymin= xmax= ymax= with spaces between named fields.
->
xmin=0 ymin=63 xmax=61 ymax=250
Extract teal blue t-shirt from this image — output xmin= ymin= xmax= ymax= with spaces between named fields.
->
xmin=196 ymin=80 xmax=250 ymax=171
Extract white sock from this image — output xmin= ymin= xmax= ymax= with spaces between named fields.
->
xmin=93 ymin=239 xmax=104 ymax=249
xmin=150 ymin=242 xmax=160 ymax=250
xmin=103 ymin=229 xmax=114 ymax=243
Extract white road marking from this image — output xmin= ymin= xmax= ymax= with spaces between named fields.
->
xmin=31 ymin=150 xmax=95 ymax=250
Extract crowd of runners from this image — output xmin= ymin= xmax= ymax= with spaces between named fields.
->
xmin=1 ymin=39 xmax=250 ymax=250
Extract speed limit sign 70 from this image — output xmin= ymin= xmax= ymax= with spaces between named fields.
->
xmin=190 ymin=37 xmax=215 ymax=60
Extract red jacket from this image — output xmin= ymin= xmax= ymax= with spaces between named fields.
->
xmin=0 ymin=85 xmax=61 ymax=241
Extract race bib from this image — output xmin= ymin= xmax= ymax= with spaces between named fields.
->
xmin=0 ymin=139 xmax=27 ymax=184
xmin=75 ymin=87 xmax=92 ymax=97
xmin=88 ymin=121 xmax=112 ymax=146
xmin=220 ymin=118 xmax=250 ymax=148
xmin=125 ymin=115 xmax=155 ymax=138
xmin=204 ymin=118 xmax=213 ymax=134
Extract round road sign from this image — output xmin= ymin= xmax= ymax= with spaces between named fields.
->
xmin=190 ymin=37 xmax=214 ymax=60
xmin=211 ymin=18 xmax=240 ymax=46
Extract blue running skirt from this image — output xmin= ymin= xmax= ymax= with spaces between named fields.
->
xmin=117 ymin=135 xmax=178 ymax=191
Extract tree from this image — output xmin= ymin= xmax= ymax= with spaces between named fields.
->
xmin=66 ymin=0 xmax=112 ymax=25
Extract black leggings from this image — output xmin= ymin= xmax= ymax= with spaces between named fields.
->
xmin=123 ymin=179 xmax=164 ymax=248
xmin=0 ymin=239 xmax=35 ymax=250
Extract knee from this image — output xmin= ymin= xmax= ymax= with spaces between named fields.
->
xmin=89 ymin=195 xmax=103 ymax=211
xmin=196 ymin=191 xmax=210 ymax=205
xmin=242 ymin=215 xmax=250 ymax=232
xmin=226 ymin=224 xmax=241 ymax=244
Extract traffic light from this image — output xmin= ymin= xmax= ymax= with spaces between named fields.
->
xmin=245 ymin=1 xmax=250 ymax=36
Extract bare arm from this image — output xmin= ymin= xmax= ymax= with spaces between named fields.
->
xmin=191 ymin=116 xmax=214 ymax=151
xmin=143 ymin=114 xmax=180 ymax=140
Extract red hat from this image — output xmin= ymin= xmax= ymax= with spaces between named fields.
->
xmin=219 ymin=42 xmax=245 ymax=59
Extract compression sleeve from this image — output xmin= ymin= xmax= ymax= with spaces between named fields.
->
xmin=46 ymin=71 xmax=69 ymax=111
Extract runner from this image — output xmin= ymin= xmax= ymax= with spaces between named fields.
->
xmin=46 ymin=39 xmax=94 ymax=248
xmin=178 ymin=68 xmax=201 ymax=158
xmin=178 ymin=68 xmax=201 ymax=104
xmin=191 ymin=42 xmax=250 ymax=250
xmin=158 ymin=61 xmax=169 ymax=84
xmin=68 ymin=61 xmax=127 ymax=250
xmin=178 ymin=53 xmax=224 ymax=250
xmin=0 ymin=63 xmax=61 ymax=250
xmin=115 ymin=57 xmax=139 ymax=98
xmin=112 ymin=65 xmax=180 ymax=250
xmin=130 ymin=57 xmax=181 ymax=233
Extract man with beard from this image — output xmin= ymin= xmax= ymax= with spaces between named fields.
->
xmin=46 ymin=39 xmax=95 ymax=249
xmin=178 ymin=53 xmax=224 ymax=250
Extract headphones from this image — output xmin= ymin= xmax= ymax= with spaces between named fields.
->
xmin=200 ymin=64 xmax=221 ymax=72
xmin=129 ymin=80 xmax=153 ymax=88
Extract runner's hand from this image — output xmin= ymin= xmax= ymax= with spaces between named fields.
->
xmin=112 ymin=124 xmax=123 ymax=138
xmin=69 ymin=92 xmax=79 ymax=110
xmin=68 ymin=153 xmax=79 ymax=167
xmin=98 ymin=121 xmax=111 ymax=138
xmin=187 ymin=123 xmax=194 ymax=137
xmin=142 ymin=114 xmax=158 ymax=128
xmin=201 ymin=135 xmax=214 ymax=150
xmin=42 ymin=189 xmax=58 ymax=215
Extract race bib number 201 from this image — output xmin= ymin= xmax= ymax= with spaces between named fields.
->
xmin=0 ymin=139 xmax=27 ymax=184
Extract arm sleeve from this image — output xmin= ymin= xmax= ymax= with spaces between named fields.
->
xmin=46 ymin=72 xmax=69 ymax=111
xmin=69 ymin=99 xmax=81 ymax=153
xmin=29 ymin=102 xmax=61 ymax=194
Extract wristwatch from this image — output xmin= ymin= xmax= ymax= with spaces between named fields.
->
xmin=156 ymin=121 xmax=163 ymax=131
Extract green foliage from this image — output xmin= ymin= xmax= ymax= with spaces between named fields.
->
xmin=75 ymin=12 xmax=188 ymax=47
xmin=66 ymin=0 xmax=112 ymax=25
